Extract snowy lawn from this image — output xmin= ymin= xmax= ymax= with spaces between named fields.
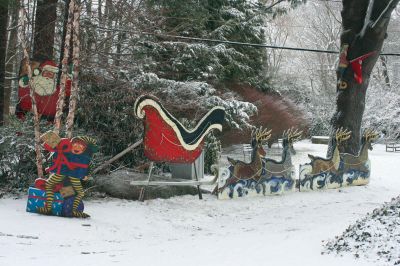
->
xmin=1 ymin=141 xmax=399 ymax=266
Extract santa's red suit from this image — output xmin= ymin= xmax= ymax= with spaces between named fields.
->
xmin=16 ymin=59 xmax=71 ymax=120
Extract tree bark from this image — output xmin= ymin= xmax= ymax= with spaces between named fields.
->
xmin=329 ymin=0 xmax=400 ymax=155
xmin=0 ymin=0 xmax=8 ymax=126
xmin=4 ymin=0 xmax=19 ymax=125
xmin=33 ymin=0 xmax=57 ymax=58
xmin=65 ymin=1 xmax=80 ymax=138
xmin=19 ymin=7 xmax=44 ymax=179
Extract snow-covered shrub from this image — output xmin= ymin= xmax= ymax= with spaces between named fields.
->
xmin=133 ymin=73 xmax=257 ymax=128
xmin=76 ymin=73 xmax=256 ymax=171
xmin=0 ymin=117 xmax=49 ymax=191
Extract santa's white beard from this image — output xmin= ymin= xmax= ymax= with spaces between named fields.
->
xmin=31 ymin=76 xmax=56 ymax=96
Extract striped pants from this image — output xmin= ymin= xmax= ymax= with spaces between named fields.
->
xmin=45 ymin=173 xmax=84 ymax=214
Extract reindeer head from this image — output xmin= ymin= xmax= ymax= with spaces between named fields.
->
xmin=282 ymin=128 xmax=302 ymax=155
xmin=251 ymin=126 xmax=271 ymax=157
xmin=362 ymin=129 xmax=379 ymax=150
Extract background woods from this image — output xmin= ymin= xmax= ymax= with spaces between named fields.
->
xmin=0 ymin=0 xmax=399 ymax=190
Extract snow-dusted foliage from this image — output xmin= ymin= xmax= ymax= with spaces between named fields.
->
xmin=277 ymin=2 xmax=400 ymax=136
xmin=133 ymin=73 xmax=257 ymax=128
xmin=0 ymin=118 xmax=51 ymax=190
xmin=324 ymin=196 xmax=400 ymax=265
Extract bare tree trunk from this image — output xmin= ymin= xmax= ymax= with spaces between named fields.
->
xmin=65 ymin=1 xmax=80 ymax=138
xmin=19 ymin=7 xmax=44 ymax=179
xmin=33 ymin=0 xmax=57 ymax=58
xmin=0 ymin=0 xmax=8 ymax=126
xmin=380 ymin=55 xmax=391 ymax=88
xmin=4 ymin=0 xmax=20 ymax=125
xmin=54 ymin=0 xmax=75 ymax=135
xmin=329 ymin=0 xmax=400 ymax=155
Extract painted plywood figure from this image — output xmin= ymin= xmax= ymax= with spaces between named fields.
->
xmin=217 ymin=128 xmax=301 ymax=199
xmin=260 ymin=128 xmax=302 ymax=195
xmin=133 ymin=94 xmax=225 ymax=200
xmin=16 ymin=58 xmax=72 ymax=120
xmin=299 ymin=128 xmax=377 ymax=191
xmin=27 ymin=131 xmax=97 ymax=218
xmin=299 ymin=128 xmax=351 ymax=191
xmin=217 ymin=127 xmax=271 ymax=199
xmin=134 ymin=95 xmax=225 ymax=163
xmin=340 ymin=129 xmax=378 ymax=186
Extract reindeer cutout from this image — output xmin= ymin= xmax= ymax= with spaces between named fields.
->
xmin=260 ymin=128 xmax=302 ymax=195
xmin=299 ymin=128 xmax=351 ymax=191
xmin=217 ymin=127 xmax=271 ymax=199
xmin=341 ymin=129 xmax=379 ymax=186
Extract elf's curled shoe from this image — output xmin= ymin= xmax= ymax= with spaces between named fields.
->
xmin=72 ymin=210 xmax=90 ymax=218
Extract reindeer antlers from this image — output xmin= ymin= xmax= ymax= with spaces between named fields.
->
xmin=253 ymin=126 xmax=272 ymax=143
xmin=364 ymin=129 xmax=379 ymax=142
xmin=283 ymin=127 xmax=303 ymax=142
xmin=335 ymin=127 xmax=352 ymax=143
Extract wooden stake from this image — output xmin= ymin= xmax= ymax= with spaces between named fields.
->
xmin=54 ymin=0 xmax=75 ymax=135
xmin=18 ymin=6 xmax=44 ymax=179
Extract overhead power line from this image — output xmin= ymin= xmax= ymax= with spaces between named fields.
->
xmin=97 ymin=26 xmax=400 ymax=57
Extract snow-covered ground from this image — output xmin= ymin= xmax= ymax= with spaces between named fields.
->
xmin=1 ymin=141 xmax=399 ymax=266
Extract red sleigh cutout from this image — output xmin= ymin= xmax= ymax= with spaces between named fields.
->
xmin=132 ymin=95 xmax=225 ymax=200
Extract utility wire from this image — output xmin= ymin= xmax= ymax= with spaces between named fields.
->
xmin=97 ymin=26 xmax=400 ymax=57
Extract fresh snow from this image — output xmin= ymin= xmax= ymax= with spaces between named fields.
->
xmin=1 ymin=140 xmax=400 ymax=266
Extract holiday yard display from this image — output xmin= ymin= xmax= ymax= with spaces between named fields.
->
xmin=337 ymin=43 xmax=376 ymax=90
xmin=217 ymin=128 xmax=302 ymax=199
xmin=16 ymin=58 xmax=72 ymax=120
xmin=299 ymin=129 xmax=378 ymax=191
xmin=26 ymin=130 xmax=97 ymax=218
xmin=19 ymin=0 xmax=94 ymax=218
xmin=131 ymin=94 xmax=225 ymax=201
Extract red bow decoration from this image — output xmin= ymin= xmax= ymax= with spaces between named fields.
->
xmin=46 ymin=139 xmax=76 ymax=174
xmin=349 ymin=51 xmax=376 ymax=84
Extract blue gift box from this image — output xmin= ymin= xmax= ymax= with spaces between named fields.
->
xmin=26 ymin=187 xmax=63 ymax=216
xmin=62 ymin=196 xmax=84 ymax=217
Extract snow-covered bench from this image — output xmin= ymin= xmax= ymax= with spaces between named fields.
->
xmin=242 ymin=139 xmax=283 ymax=160
xmin=386 ymin=142 xmax=400 ymax=152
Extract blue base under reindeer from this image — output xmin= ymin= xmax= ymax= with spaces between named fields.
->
xmin=299 ymin=160 xmax=370 ymax=191
xmin=217 ymin=167 xmax=296 ymax=199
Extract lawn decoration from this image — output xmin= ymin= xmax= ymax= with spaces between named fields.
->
xmin=26 ymin=131 xmax=97 ymax=218
xmin=299 ymin=128 xmax=351 ymax=191
xmin=349 ymin=51 xmax=376 ymax=84
xmin=132 ymin=94 xmax=225 ymax=201
xmin=338 ymin=44 xmax=349 ymax=90
xmin=16 ymin=58 xmax=72 ymax=120
xmin=261 ymin=128 xmax=302 ymax=195
xmin=217 ymin=128 xmax=302 ymax=199
xmin=340 ymin=129 xmax=378 ymax=186
xmin=217 ymin=127 xmax=271 ymax=199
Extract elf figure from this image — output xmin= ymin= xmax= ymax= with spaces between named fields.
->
xmin=38 ymin=131 xmax=97 ymax=218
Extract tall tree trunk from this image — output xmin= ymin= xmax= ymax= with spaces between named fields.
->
xmin=329 ymin=0 xmax=400 ymax=155
xmin=19 ymin=7 xmax=44 ymax=179
xmin=0 ymin=0 xmax=8 ymax=126
xmin=33 ymin=0 xmax=57 ymax=58
xmin=380 ymin=55 xmax=391 ymax=88
xmin=65 ymin=1 xmax=80 ymax=138
xmin=4 ymin=0 xmax=19 ymax=125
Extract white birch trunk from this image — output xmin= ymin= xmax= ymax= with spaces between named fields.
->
xmin=18 ymin=6 xmax=44 ymax=179
xmin=65 ymin=1 xmax=81 ymax=138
